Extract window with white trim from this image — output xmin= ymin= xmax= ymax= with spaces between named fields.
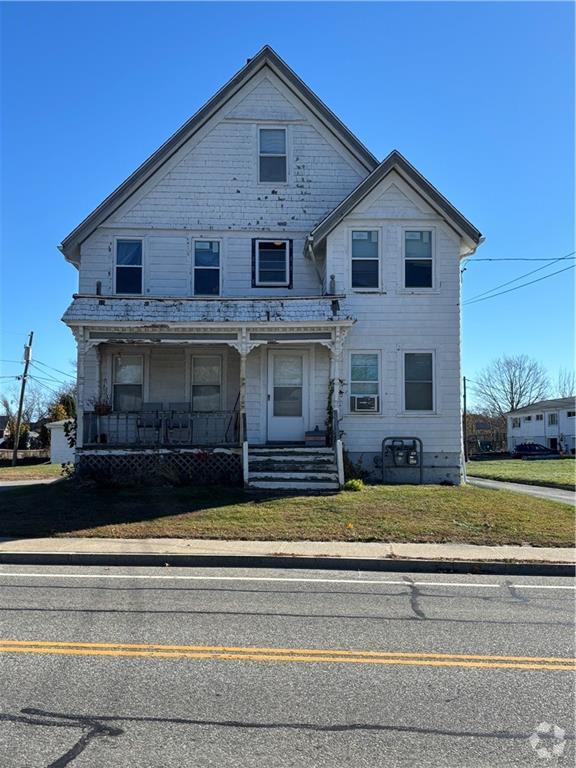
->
xmin=535 ymin=414 xmax=543 ymax=421
xmin=567 ymin=411 xmax=575 ymax=418
xmin=116 ymin=240 xmax=142 ymax=294
xmin=524 ymin=416 xmax=532 ymax=422
xmin=405 ymin=230 xmax=433 ymax=288
xmin=404 ymin=353 xmax=434 ymax=411
xmin=351 ymin=230 xmax=379 ymax=289
xmin=548 ymin=413 xmax=558 ymax=426
xmin=194 ymin=241 xmax=220 ymax=296
xmin=191 ymin=356 xmax=222 ymax=412
xmin=253 ymin=240 xmax=291 ymax=287
xmin=259 ymin=128 xmax=287 ymax=183
xmin=350 ymin=353 xmax=380 ymax=413
xmin=113 ymin=355 xmax=143 ymax=412
xmin=512 ymin=418 xmax=521 ymax=429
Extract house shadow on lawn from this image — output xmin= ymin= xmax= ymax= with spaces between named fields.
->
xmin=0 ymin=478 xmax=336 ymax=539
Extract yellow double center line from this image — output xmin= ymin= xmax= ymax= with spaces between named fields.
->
xmin=0 ymin=640 xmax=574 ymax=671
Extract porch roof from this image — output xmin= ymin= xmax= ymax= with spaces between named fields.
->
xmin=63 ymin=294 xmax=353 ymax=327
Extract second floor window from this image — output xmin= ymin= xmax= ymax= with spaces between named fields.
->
xmin=253 ymin=240 xmax=291 ymax=287
xmin=535 ymin=414 xmax=543 ymax=421
xmin=548 ymin=413 xmax=558 ymax=425
xmin=259 ymin=128 xmax=287 ymax=182
xmin=351 ymin=230 xmax=379 ymax=288
xmin=116 ymin=240 xmax=142 ymax=294
xmin=405 ymin=230 xmax=433 ymax=288
xmin=512 ymin=418 xmax=521 ymax=429
xmin=194 ymin=241 xmax=220 ymax=296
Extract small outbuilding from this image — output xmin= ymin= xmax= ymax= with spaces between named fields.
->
xmin=45 ymin=420 xmax=75 ymax=464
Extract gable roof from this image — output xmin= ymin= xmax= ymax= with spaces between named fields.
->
xmin=507 ymin=397 xmax=576 ymax=416
xmin=309 ymin=150 xmax=483 ymax=252
xmin=59 ymin=45 xmax=378 ymax=263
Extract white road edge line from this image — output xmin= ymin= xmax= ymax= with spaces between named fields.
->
xmin=0 ymin=572 xmax=572 ymax=588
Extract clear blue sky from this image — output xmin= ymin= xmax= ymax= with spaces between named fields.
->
xmin=1 ymin=1 xmax=574 ymax=406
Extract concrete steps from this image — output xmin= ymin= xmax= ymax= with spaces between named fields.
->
xmin=247 ymin=446 xmax=340 ymax=491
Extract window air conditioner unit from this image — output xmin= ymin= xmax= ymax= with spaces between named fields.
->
xmin=350 ymin=395 xmax=379 ymax=413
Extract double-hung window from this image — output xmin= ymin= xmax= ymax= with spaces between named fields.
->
xmin=524 ymin=416 xmax=532 ymax=422
xmin=351 ymin=230 xmax=379 ymax=289
xmin=405 ymin=230 xmax=433 ymax=288
xmin=253 ymin=240 xmax=291 ymax=287
xmin=350 ymin=353 xmax=380 ymax=412
xmin=259 ymin=128 xmax=287 ymax=183
xmin=113 ymin=356 xmax=143 ymax=412
xmin=535 ymin=414 xmax=543 ymax=421
xmin=404 ymin=352 xmax=434 ymax=411
xmin=512 ymin=418 xmax=521 ymax=429
xmin=191 ymin=356 xmax=222 ymax=412
xmin=194 ymin=241 xmax=220 ymax=296
xmin=116 ymin=240 xmax=143 ymax=294
xmin=548 ymin=413 xmax=558 ymax=426
xmin=567 ymin=411 xmax=575 ymax=418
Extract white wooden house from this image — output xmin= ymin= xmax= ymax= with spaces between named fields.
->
xmin=59 ymin=46 xmax=483 ymax=489
xmin=507 ymin=397 xmax=576 ymax=454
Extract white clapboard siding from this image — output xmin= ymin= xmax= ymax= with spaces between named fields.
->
xmin=146 ymin=236 xmax=189 ymax=296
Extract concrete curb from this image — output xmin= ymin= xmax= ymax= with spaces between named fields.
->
xmin=0 ymin=551 xmax=573 ymax=577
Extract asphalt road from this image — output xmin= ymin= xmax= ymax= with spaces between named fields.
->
xmin=0 ymin=565 xmax=574 ymax=768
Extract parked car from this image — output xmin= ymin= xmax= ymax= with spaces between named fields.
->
xmin=512 ymin=443 xmax=559 ymax=458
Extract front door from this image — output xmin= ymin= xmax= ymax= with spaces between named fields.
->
xmin=267 ymin=350 xmax=308 ymax=442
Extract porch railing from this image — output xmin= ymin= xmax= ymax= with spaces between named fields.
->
xmin=82 ymin=410 xmax=239 ymax=448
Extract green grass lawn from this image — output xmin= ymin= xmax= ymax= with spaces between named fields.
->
xmin=467 ymin=459 xmax=575 ymax=490
xmin=0 ymin=463 xmax=62 ymax=481
xmin=0 ymin=480 xmax=573 ymax=547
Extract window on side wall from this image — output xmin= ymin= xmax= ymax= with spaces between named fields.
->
xmin=405 ymin=230 xmax=433 ymax=288
xmin=567 ymin=411 xmax=575 ymax=418
xmin=113 ymin=356 xmax=143 ymax=412
xmin=253 ymin=240 xmax=291 ymax=287
xmin=404 ymin=353 xmax=434 ymax=411
xmin=116 ymin=240 xmax=142 ymax=294
xmin=191 ymin=356 xmax=222 ymax=412
xmin=535 ymin=414 xmax=543 ymax=421
xmin=259 ymin=128 xmax=287 ymax=183
xmin=351 ymin=230 xmax=379 ymax=289
xmin=350 ymin=353 xmax=380 ymax=413
xmin=524 ymin=416 xmax=532 ymax=422
xmin=512 ymin=418 xmax=521 ymax=429
xmin=548 ymin=413 xmax=558 ymax=426
xmin=194 ymin=241 xmax=220 ymax=296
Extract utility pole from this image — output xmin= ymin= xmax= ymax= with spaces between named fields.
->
xmin=11 ymin=331 xmax=34 ymax=467
xmin=462 ymin=375 xmax=468 ymax=463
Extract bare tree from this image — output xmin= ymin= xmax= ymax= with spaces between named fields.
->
xmin=473 ymin=355 xmax=550 ymax=417
xmin=555 ymin=367 xmax=576 ymax=398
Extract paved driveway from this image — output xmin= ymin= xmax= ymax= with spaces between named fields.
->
xmin=467 ymin=476 xmax=575 ymax=505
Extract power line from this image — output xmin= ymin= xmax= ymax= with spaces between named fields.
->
xmin=470 ymin=256 xmax=576 ymax=262
xmin=29 ymin=362 xmax=70 ymax=387
xmin=33 ymin=359 xmax=76 ymax=379
xmin=464 ymin=263 xmax=576 ymax=306
xmin=464 ymin=250 xmax=576 ymax=303
xmin=27 ymin=375 xmax=62 ymax=397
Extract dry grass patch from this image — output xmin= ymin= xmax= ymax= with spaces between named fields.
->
xmin=0 ymin=463 xmax=62 ymax=481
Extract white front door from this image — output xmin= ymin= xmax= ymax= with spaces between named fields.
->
xmin=267 ymin=350 xmax=309 ymax=442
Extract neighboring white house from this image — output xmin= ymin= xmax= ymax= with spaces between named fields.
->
xmin=59 ymin=46 xmax=483 ymax=489
xmin=507 ymin=397 xmax=576 ymax=454
xmin=45 ymin=420 xmax=75 ymax=464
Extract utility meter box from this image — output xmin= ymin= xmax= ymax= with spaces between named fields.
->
xmin=382 ymin=437 xmax=423 ymax=484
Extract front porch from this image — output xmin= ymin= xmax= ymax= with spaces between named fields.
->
xmin=70 ymin=300 xmax=352 ymax=487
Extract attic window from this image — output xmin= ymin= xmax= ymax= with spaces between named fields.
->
xmin=259 ymin=128 xmax=287 ymax=183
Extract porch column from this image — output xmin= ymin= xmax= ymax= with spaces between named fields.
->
xmin=75 ymin=332 xmax=86 ymax=451
xmin=239 ymin=351 xmax=247 ymax=444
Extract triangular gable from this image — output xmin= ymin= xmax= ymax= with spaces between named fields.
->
xmin=60 ymin=46 xmax=378 ymax=263
xmin=309 ymin=150 xmax=483 ymax=253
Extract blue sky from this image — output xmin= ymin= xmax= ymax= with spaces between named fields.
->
xmin=1 ymin=1 xmax=574 ymax=407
